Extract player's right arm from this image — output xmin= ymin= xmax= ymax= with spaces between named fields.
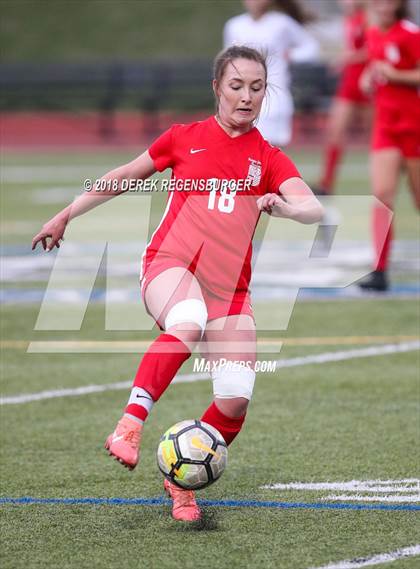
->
xmin=32 ymin=150 xmax=156 ymax=251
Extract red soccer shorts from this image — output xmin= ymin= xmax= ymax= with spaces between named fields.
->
xmin=372 ymin=104 xmax=420 ymax=158
xmin=140 ymin=254 xmax=254 ymax=329
xmin=372 ymin=122 xmax=420 ymax=158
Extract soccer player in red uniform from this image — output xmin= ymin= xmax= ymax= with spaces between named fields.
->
xmin=315 ymin=0 xmax=370 ymax=195
xmin=32 ymin=46 xmax=323 ymax=521
xmin=358 ymin=0 xmax=420 ymax=291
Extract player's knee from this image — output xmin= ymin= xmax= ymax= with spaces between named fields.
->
xmin=373 ymin=189 xmax=394 ymax=208
xmin=412 ymin=192 xmax=420 ymax=211
xmin=212 ymin=362 xmax=256 ymax=402
xmin=164 ymin=298 xmax=208 ymax=342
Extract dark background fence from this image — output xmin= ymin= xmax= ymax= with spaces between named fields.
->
xmin=0 ymin=60 xmax=337 ymax=136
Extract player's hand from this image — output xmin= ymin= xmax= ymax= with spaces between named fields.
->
xmin=257 ymin=194 xmax=291 ymax=217
xmin=371 ymin=61 xmax=395 ymax=84
xmin=360 ymin=69 xmax=374 ymax=94
xmin=31 ymin=215 xmax=68 ymax=252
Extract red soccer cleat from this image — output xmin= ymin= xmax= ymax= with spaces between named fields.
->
xmin=164 ymin=478 xmax=201 ymax=522
xmin=105 ymin=416 xmax=143 ymax=470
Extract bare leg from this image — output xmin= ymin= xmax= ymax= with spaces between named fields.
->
xmin=370 ymin=148 xmax=401 ymax=208
xmin=204 ymin=314 xmax=256 ymax=418
xmin=317 ymin=99 xmax=356 ymax=193
xmin=359 ymin=148 xmax=401 ymax=291
xmin=106 ymin=267 xmax=207 ymax=466
xmin=406 ymin=158 xmax=420 ymax=210
xmin=326 ymin=98 xmax=356 ymax=147
xmin=145 ymin=266 xmax=205 ymax=350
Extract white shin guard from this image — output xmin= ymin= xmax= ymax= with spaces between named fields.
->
xmin=212 ymin=362 xmax=256 ymax=400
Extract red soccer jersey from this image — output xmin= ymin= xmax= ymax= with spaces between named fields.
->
xmin=337 ymin=9 xmax=368 ymax=103
xmin=143 ymin=116 xmax=300 ymax=300
xmin=345 ymin=8 xmax=367 ymax=52
xmin=367 ymin=20 xmax=420 ymax=127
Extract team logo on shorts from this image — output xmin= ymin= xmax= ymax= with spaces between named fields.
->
xmin=385 ymin=43 xmax=400 ymax=64
xmin=247 ymin=158 xmax=262 ymax=186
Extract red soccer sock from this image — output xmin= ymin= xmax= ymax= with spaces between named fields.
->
xmin=125 ymin=333 xmax=191 ymax=422
xmin=373 ymin=204 xmax=393 ymax=272
xmin=320 ymin=144 xmax=343 ymax=193
xmin=201 ymin=401 xmax=246 ymax=446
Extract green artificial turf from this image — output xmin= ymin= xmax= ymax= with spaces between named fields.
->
xmin=1 ymin=149 xmax=419 ymax=568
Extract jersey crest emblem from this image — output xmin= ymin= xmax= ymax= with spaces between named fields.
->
xmin=247 ymin=158 xmax=262 ymax=186
xmin=385 ymin=43 xmax=400 ymax=64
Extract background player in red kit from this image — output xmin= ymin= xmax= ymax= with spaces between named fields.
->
xmin=32 ymin=46 xmax=323 ymax=521
xmin=315 ymin=0 xmax=370 ymax=195
xmin=358 ymin=0 xmax=420 ymax=291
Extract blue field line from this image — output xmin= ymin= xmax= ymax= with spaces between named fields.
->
xmin=1 ymin=496 xmax=419 ymax=512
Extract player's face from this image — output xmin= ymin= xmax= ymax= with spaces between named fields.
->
xmin=243 ymin=0 xmax=273 ymax=19
xmin=214 ymin=58 xmax=266 ymax=130
xmin=371 ymin=0 xmax=402 ymax=26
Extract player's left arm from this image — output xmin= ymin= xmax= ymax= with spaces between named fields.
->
xmin=373 ymin=61 xmax=420 ymax=86
xmin=257 ymin=178 xmax=324 ymax=224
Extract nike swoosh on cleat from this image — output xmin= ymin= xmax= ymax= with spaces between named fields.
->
xmin=190 ymin=148 xmax=206 ymax=154
xmin=112 ymin=435 xmax=124 ymax=443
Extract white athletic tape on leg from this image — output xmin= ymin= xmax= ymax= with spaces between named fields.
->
xmin=127 ymin=386 xmax=154 ymax=412
xmin=212 ymin=363 xmax=256 ymax=400
xmin=164 ymin=299 xmax=208 ymax=333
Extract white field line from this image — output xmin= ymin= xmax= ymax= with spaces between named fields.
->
xmin=261 ymin=479 xmax=420 ymax=503
xmin=325 ymin=494 xmax=420 ymax=503
xmin=1 ymin=166 xmax=106 ymax=183
xmin=1 ymin=341 xmax=419 ymax=406
xmin=261 ymin=479 xmax=420 ymax=492
xmin=0 ymin=374 xmax=209 ymax=405
xmin=309 ymin=544 xmax=420 ymax=569
xmin=273 ymin=341 xmax=419 ymax=369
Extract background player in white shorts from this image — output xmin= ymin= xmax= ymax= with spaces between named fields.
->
xmin=224 ymin=0 xmax=320 ymax=146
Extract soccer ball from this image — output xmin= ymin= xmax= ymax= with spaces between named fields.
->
xmin=157 ymin=419 xmax=228 ymax=490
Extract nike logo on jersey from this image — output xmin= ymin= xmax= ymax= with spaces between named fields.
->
xmin=190 ymin=148 xmax=207 ymax=154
